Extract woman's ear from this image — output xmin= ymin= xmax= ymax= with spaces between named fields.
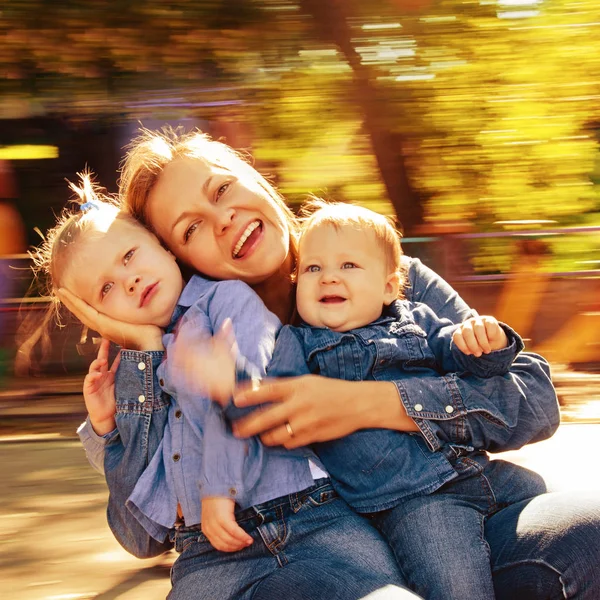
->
xmin=383 ymin=271 xmax=401 ymax=305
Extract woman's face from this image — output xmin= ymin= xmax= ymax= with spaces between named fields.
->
xmin=146 ymin=157 xmax=290 ymax=285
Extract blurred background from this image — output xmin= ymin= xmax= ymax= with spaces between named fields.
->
xmin=1 ymin=0 xmax=599 ymax=597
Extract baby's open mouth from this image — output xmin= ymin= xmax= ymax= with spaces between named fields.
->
xmin=320 ymin=295 xmax=346 ymax=304
xmin=233 ymin=220 xmax=263 ymax=259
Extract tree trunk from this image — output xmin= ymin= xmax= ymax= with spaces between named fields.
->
xmin=300 ymin=0 xmax=423 ymax=234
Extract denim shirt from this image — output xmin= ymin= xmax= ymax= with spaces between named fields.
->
xmin=78 ymin=256 xmax=560 ymax=558
xmin=266 ymin=300 xmax=523 ymax=512
xmin=92 ymin=276 xmax=318 ymax=543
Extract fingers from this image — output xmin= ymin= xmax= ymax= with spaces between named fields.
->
xmin=454 ymin=317 xmax=489 ymax=356
xmin=202 ymin=506 xmax=253 ymax=553
xmin=234 ymin=378 xmax=290 ymax=407
xmin=96 ymin=338 xmax=111 ymax=363
xmin=109 ymin=349 xmax=122 ymax=374
xmin=57 ymin=288 xmax=100 ymax=332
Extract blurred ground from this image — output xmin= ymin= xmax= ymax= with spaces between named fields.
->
xmin=0 ymin=369 xmax=599 ymax=599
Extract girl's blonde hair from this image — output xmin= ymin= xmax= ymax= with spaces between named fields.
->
xmin=297 ymin=198 xmax=406 ymax=295
xmin=16 ymin=173 xmax=128 ymax=372
xmin=119 ymin=127 xmax=300 ymax=249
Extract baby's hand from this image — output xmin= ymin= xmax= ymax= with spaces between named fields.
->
xmin=201 ymin=496 xmax=253 ymax=552
xmin=172 ymin=319 xmax=237 ymax=405
xmin=452 ymin=315 xmax=508 ymax=357
xmin=83 ymin=338 xmax=118 ymax=435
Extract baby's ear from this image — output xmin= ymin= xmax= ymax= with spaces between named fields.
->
xmin=383 ymin=271 xmax=401 ymax=305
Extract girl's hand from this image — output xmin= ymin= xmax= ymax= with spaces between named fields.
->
xmin=171 ymin=319 xmax=237 ymax=406
xmin=452 ymin=315 xmax=508 ymax=357
xmin=83 ymin=339 xmax=119 ymax=435
xmin=232 ymin=376 xmax=418 ymax=449
xmin=58 ymin=288 xmax=164 ymax=351
xmin=201 ymin=497 xmax=253 ymax=552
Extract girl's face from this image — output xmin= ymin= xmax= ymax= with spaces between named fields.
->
xmin=146 ymin=157 xmax=290 ymax=285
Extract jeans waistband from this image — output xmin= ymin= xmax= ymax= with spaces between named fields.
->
xmin=171 ymin=478 xmax=334 ymax=550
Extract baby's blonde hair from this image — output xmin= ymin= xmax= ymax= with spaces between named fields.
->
xmin=297 ymin=199 xmax=406 ymax=295
xmin=17 ymin=173 xmax=131 ymax=372
xmin=119 ymin=126 xmax=300 ymax=246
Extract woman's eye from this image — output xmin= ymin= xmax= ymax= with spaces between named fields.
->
xmin=342 ymin=262 xmax=357 ymax=269
xmin=306 ymin=265 xmax=320 ymax=273
xmin=184 ymin=222 xmax=199 ymax=243
xmin=124 ymin=249 xmax=135 ymax=264
xmin=216 ymin=182 xmax=230 ymax=200
xmin=101 ymin=282 xmax=113 ymax=298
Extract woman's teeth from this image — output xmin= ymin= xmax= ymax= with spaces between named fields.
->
xmin=233 ymin=221 xmax=260 ymax=258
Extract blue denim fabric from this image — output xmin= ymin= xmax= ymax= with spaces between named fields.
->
xmin=371 ymin=457 xmax=547 ymax=600
xmin=168 ymin=479 xmax=420 ymax=600
xmin=266 ymin=299 xmax=523 ymax=512
xmin=127 ymin=276 xmax=322 ymax=541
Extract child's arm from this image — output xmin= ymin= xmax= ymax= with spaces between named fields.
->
xmin=412 ymin=303 xmax=524 ymax=378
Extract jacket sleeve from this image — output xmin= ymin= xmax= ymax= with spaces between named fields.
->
xmin=401 ymin=257 xmax=560 ymax=452
xmin=103 ymin=349 xmax=174 ymax=558
xmin=414 ymin=302 xmax=524 ymax=377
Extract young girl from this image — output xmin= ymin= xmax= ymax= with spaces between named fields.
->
xmin=61 ymin=127 xmax=600 ymax=600
xmin=184 ymin=200 xmax=549 ymax=600
xmin=33 ymin=177 xmax=417 ymax=600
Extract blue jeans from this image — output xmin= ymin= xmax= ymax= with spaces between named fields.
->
xmin=168 ymin=479 xmax=421 ymax=600
xmin=373 ymin=459 xmax=600 ymax=600
xmin=372 ymin=458 xmax=547 ymax=600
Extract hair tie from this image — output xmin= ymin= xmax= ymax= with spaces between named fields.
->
xmin=80 ymin=200 xmax=99 ymax=213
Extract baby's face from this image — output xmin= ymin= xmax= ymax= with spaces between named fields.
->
xmin=62 ymin=218 xmax=184 ymax=328
xmin=296 ymin=224 xmax=399 ymax=332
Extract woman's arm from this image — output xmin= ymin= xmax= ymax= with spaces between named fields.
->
xmin=103 ymin=349 xmax=174 ymax=558
xmin=233 ymin=256 xmax=559 ymax=452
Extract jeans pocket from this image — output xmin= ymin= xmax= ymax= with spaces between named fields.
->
xmin=307 ymin=488 xmax=338 ymax=508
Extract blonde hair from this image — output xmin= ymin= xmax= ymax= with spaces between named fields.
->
xmin=119 ymin=126 xmax=299 ymax=248
xmin=17 ymin=173 xmax=131 ymax=372
xmin=298 ymin=198 xmax=405 ymax=292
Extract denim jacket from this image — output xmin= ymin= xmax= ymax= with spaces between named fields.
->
xmin=78 ymin=256 xmax=559 ymax=557
xmin=124 ymin=276 xmax=318 ymax=542
xmin=266 ymin=300 xmax=523 ymax=512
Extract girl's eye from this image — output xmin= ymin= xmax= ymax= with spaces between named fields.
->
xmin=184 ymin=222 xmax=200 ymax=243
xmin=216 ymin=182 xmax=230 ymax=200
xmin=101 ymin=282 xmax=113 ymax=298
xmin=124 ymin=249 xmax=135 ymax=264
xmin=342 ymin=262 xmax=357 ymax=269
xmin=306 ymin=265 xmax=321 ymax=273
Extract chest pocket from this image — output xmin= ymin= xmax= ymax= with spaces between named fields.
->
xmin=309 ymin=336 xmax=369 ymax=381
xmin=382 ymin=322 xmax=437 ymax=368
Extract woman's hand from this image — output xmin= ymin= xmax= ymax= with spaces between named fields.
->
xmin=83 ymin=339 xmax=119 ymax=435
xmin=232 ymin=375 xmax=419 ymax=449
xmin=58 ymin=288 xmax=164 ymax=351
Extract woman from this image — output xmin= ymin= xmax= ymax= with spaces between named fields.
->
xmin=66 ymin=127 xmax=600 ymax=599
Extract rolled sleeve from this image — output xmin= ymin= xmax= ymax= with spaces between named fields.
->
xmin=77 ymin=416 xmax=119 ymax=474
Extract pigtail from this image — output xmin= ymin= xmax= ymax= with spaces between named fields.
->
xmin=15 ymin=172 xmax=115 ymax=374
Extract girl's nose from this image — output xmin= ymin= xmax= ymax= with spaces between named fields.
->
xmin=214 ymin=207 xmax=235 ymax=235
xmin=127 ymin=275 xmax=141 ymax=294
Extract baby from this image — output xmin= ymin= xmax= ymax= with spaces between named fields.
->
xmin=194 ymin=200 xmax=547 ymax=600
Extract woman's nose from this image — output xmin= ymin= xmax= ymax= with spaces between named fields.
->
xmin=214 ymin=207 xmax=235 ymax=235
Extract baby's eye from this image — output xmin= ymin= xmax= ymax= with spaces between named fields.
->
xmin=184 ymin=222 xmax=200 ymax=243
xmin=124 ymin=249 xmax=135 ymax=264
xmin=342 ymin=262 xmax=357 ymax=269
xmin=101 ymin=282 xmax=113 ymax=298
xmin=306 ymin=265 xmax=321 ymax=273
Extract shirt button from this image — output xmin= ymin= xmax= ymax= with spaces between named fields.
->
xmin=137 ymin=362 xmax=146 ymax=371
xmin=414 ymin=404 xmax=423 ymax=412
xmin=229 ymin=487 xmax=237 ymax=497
xmin=173 ymin=453 xmax=181 ymax=462
xmin=138 ymin=395 xmax=145 ymax=403
xmin=379 ymin=359 xmax=385 ymax=365
xmin=445 ymin=405 xmax=455 ymax=414
xmin=159 ymin=378 xmax=165 ymax=387
xmin=175 ymin=410 xmax=182 ymax=418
